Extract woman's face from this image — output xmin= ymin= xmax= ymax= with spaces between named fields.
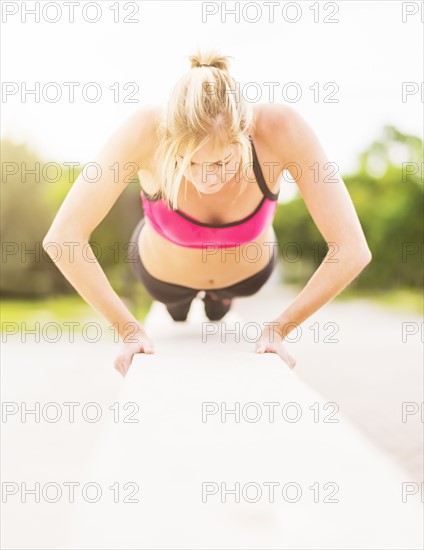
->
xmin=178 ymin=141 xmax=241 ymax=194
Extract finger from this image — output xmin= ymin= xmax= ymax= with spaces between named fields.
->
xmin=255 ymin=340 xmax=267 ymax=353
xmin=276 ymin=347 xmax=296 ymax=369
xmin=257 ymin=345 xmax=292 ymax=366
xmin=122 ymin=353 xmax=133 ymax=373
xmin=114 ymin=361 xmax=125 ymax=377
xmin=115 ymin=353 xmax=131 ymax=376
xmin=286 ymin=352 xmax=296 ymax=369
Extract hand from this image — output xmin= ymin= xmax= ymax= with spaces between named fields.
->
xmin=255 ymin=322 xmax=296 ymax=369
xmin=114 ymin=328 xmax=155 ymax=377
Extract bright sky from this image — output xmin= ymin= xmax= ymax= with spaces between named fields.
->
xmin=1 ymin=0 xmax=422 ymax=201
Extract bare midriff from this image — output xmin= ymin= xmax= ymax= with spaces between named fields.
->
xmin=137 ymin=220 xmax=279 ymax=289
xmin=136 ymin=104 xmax=281 ymax=289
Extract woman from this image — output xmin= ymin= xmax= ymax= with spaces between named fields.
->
xmin=43 ymin=49 xmax=372 ymax=377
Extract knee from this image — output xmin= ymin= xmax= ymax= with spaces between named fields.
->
xmin=168 ymin=311 xmax=189 ymax=322
xmin=203 ymin=293 xmax=232 ymax=321
xmin=165 ymin=298 xmax=194 ymax=322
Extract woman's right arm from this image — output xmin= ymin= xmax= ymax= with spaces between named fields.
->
xmin=42 ymin=105 xmax=157 ymax=345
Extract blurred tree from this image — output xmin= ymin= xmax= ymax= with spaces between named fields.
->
xmin=1 ymin=124 xmax=422 ymax=299
xmin=273 ymin=125 xmax=423 ymax=290
xmin=1 ymin=139 xmax=144 ymax=298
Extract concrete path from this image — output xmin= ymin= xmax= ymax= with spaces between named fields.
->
xmin=65 ymin=298 xmax=422 ymax=549
xmin=1 ymin=281 xmax=422 ymax=549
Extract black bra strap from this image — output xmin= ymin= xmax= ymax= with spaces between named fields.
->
xmin=249 ymin=135 xmax=279 ymax=201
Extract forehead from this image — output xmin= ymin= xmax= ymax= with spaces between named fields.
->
xmin=189 ymin=142 xmax=236 ymax=163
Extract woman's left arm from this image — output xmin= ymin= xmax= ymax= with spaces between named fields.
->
xmin=256 ymin=105 xmax=372 ymax=364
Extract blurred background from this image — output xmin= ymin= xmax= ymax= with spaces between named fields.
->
xmin=1 ymin=1 xmax=422 ymax=323
xmin=1 ymin=124 xmax=422 ymax=319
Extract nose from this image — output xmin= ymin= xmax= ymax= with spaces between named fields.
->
xmin=199 ymin=174 xmax=218 ymax=188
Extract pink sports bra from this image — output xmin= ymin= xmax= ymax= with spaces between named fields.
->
xmin=140 ymin=135 xmax=280 ymax=249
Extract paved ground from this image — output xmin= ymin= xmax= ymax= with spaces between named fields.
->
xmin=232 ymin=280 xmax=423 ymax=485
xmin=1 ymin=278 xmax=422 ymax=548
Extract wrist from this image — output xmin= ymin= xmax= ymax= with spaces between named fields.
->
xmin=271 ymin=316 xmax=300 ymax=340
xmin=116 ymin=320 xmax=146 ymax=342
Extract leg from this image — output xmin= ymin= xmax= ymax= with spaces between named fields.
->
xmin=164 ymin=294 xmax=197 ymax=322
xmin=202 ymin=247 xmax=278 ymax=321
xmin=128 ymin=219 xmax=199 ymax=322
xmin=202 ymin=291 xmax=233 ymax=321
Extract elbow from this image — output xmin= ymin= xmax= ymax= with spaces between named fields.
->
xmin=359 ymin=244 xmax=372 ymax=264
xmin=42 ymin=234 xmax=64 ymax=258
xmin=41 ymin=228 xmax=91 ymax=250
xmin=354 ymin=246 xmax=372 ymax=271
xmin=42 ymin=233 xmax=57 ymax=251
xmin=41 ymin=233 xmax=65 ymax=250
xmin=42 ymin=231 xmax=88 ymax=255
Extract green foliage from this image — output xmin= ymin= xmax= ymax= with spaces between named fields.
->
xmin=1 ymin=123 xmax=422 ymax=305
xmin=1 ymin=138 xmax=147 ymax=303
xmin=273 ymin=125 xmax=423 ymax=290
xmin=0 ymin=294 xmax=151 ymax=326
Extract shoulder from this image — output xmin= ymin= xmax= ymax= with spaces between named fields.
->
xmin=254 ymin=102 xmax=307 ymax=135
xmin=96 ymin=104 xmax=163 ymax=169
xmin=114 ymin=104 xmax=164 ymax=165
xmin=122 ymin=105 xmax=165 ymax=196
xmin=93 ymin=104 xmax=165 ymax=196
xmin=130 ymin=104 xmax=164 ymax=133
xmin=253 ymin=103 xmax=316 ymax=164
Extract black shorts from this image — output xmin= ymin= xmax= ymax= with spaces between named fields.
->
xmin=128 ymin=218 xmax=277 ymax=316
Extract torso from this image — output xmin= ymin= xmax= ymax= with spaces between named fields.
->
xmin=136 ymin=103 xmax=284 ymax=289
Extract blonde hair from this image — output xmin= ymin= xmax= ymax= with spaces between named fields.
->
xmin=152 ymin=48 xmax=255 ymax=210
